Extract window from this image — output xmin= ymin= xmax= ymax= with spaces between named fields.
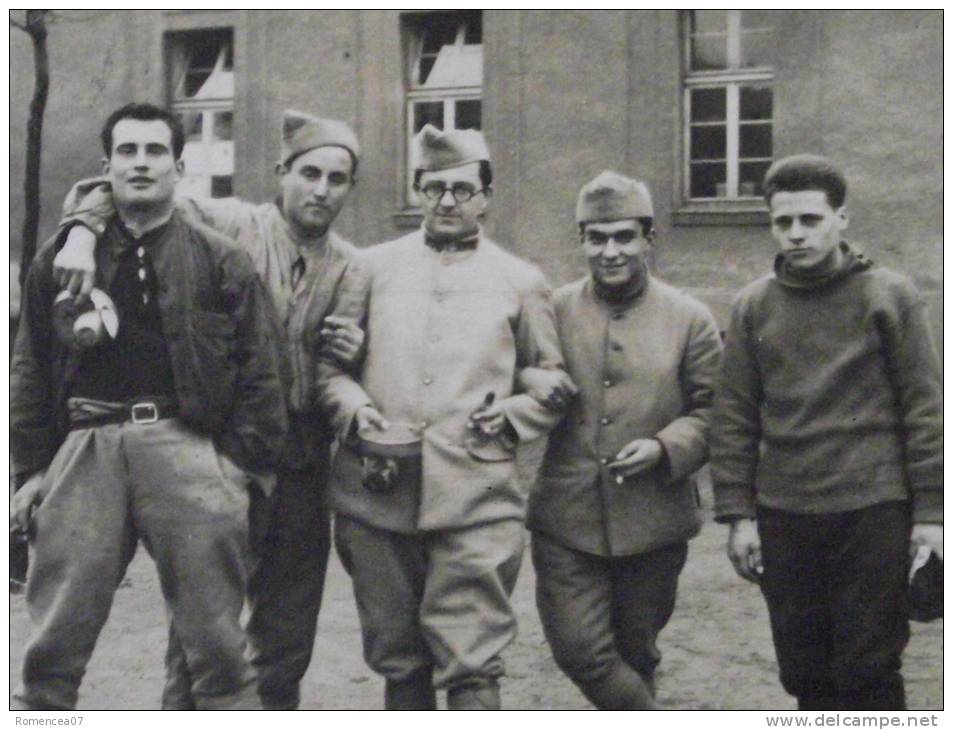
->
xmin=683 ymin=10 xmax=774 ymax=201
xmin=166 ymin=28 xmax=235 ymax=198
xmin=403 ymin=11 xmax=483 ymax=206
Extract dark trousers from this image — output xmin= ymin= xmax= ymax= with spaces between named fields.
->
xmin=532 ymin=531 xmax=687 ymax=710
xmin=245 ymin=465 xmax=332 ymax=710
xmin=757 ymin=502 xmax=911 ymax=711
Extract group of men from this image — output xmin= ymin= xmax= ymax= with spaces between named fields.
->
xmin=10 ymin=100 xmax=942 ymax=712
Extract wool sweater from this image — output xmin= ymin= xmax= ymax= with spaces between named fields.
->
xmin=711 ymin=243 xmax=942 ymax=524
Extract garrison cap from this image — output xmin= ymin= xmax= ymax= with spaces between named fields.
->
xmin=413 ymin=124 xmax=490 ymax=172
xmin=576 ymin=170 xmax=654 ymax=224
xmin=280 ymin=109 xmax=360 ymax=166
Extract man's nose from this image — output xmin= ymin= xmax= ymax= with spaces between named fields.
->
xmin=133 ymin=150 xmax=149 ymax=168
xmin=789 ymin=220 xmax=806 ymax=241
xmin=603 ymin=239 xmax=621 ymax=258
xmin=313 ymin=176 xmax=329 ymax=197
xmin=437 ymin=188 xmax=457 ymax=207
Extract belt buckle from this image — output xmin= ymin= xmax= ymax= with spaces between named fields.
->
xmin=130 ymin=402 xmax=159 ymax=425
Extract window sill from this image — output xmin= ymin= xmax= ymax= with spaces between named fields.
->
xmin=672 ymin=202 xmax=770 ymax=227
xmin=393 ymin=209 xmax=424 ymax=229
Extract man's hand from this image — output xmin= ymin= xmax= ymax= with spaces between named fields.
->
xmin=355 ymin=405 xmax=390 ymax=433
xmin=609 ymin=438 xmax=662 ymax=479
xmin=518 ymin=367 xmax=579 ymax=412
xmin=321 ymin=316 xmax=366 ymax=368
xmin=53 ymin=225 xmax=98 ymax=301
xmin=727 ymin=517 xmax=763 ymax=584
xmin=911 ymin=523 xmax=943 ymax=561
xmin=10 ymin=470 xmax=48 ymax=537
xmin=469 ymin=400 xmax=507 ymax=437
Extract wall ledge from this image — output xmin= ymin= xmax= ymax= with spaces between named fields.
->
xmin=672 ymin=203 xmax=770 ymax=227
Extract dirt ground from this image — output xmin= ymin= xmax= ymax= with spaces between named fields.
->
xmin=9 ymin=484 xmax=943 ymax=711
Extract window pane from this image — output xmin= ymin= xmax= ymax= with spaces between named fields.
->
xmin=690 ymin=125 xmax=726 ymax=160
xmin=741 ymin=10 xmax=775 ymax=30
xmin=211 ymin=175 xmax=233 ymax=198
xmin=455 ymin=99 xmax=481 ymax=130
xmin=691 ymin=87 xmax=726 ymax=122
xmin=178 ymin=111 xmax=203 ymax=142
xmin=420 ymin=15 xmax=458 ymax=54
xmin=739 ymin=123 xmax=772 ymax=158
xmin=691 ymin=36 xmax=728 ymax=71
xmin=212 ymin=111 xmax=233 ymax=141
xmin=690 ymin=10 xmax=727 ymax=34
xmin=739 ymin=161 xmax=772 ymax=197
xmin=741 ymin=30 xmax=774 ymax=68
xmin=463 ymin=12 xmax=482 ymax=44
xmin=176 ymin=36 xmax=234 ymax=99
xmin=690 ymin=162 xmax=727 ymax=198
xmin=414 ymin=11 xmax=482 ymax=87
xmin=414 ymin=101 xmax=444 ymax=132
xmin=740 ymin=86 xmax=772 ymax=120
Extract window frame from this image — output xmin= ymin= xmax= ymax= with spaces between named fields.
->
xmin=165 ymin=27 xmax=236 ymax=199
xmin=401 ymin=11 xmax=483 ymax=210
xmin=681 ymin=10 xmax=775 ymax=206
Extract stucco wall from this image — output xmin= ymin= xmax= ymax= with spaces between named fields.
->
xmin=10 ymin=10 xmax=941 ymax=344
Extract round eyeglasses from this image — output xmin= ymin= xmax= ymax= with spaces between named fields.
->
xmin=415 ymin=182 xmax=487 ymax=203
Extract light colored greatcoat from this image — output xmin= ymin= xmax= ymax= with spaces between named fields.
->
xmin=528 ymin=275 xmax=723 ymax=556
xmin=318 ymin=228 xmax=565 ymax=533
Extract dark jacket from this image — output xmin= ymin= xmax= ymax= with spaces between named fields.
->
xmin=11 ymin=210 xmax=288 ymax=480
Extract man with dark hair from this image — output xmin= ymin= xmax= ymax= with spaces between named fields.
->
xmin=10 ymin=102 xmax=287 ymax=709
xmin=711 ymin=153 xmax=943 ymax=710
xmin=53 ymin=109 xmax=365 ymax=710
xmin=317 ymin=124 xmax=566 ymax=710
xmin=524 ymin=171 xmax=722 ymax=710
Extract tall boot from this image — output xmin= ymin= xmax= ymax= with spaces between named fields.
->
xmin=447 ymin=679 xmax=501 ymax=710
xmin=385 ymin=667 xmax=436 ymax=710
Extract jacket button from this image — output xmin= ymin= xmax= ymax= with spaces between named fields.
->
xmin=434 ymin=292 xmax=445 ymax=302
xmin=420 ymin=420 xmax=429 ymax=429
xmin=423 ymin=376 xmax=433 ymax=385
xmin=430 ymin=333 xmax=440 ymax=343
xmin=600 ymin=417 xmax=612 ymax=426
xmin=612 ymin=312 xmax=625 ymax=320
xmin=611 ymin=343 xmax=623 ymax=351
xmin=600 ymin=457 xmax=608 ymax=465
xmin=603 ymin=379 xmax=612 ymax=387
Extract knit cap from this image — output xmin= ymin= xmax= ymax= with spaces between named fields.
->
xmin=576 ymin=170 xmax=654 ymax=224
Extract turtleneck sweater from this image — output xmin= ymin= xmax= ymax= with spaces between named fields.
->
xmin=711 ymin=242 xmax=942 ymax=523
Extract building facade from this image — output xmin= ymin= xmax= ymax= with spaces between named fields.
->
xmin=10 ymin=10 xmax=942 ymax=338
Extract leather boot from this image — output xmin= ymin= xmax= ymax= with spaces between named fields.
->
xmin=447 ymin=679 xmax=501 ymax=710
xmin=385 ymin=668 xmax=436 ymax=710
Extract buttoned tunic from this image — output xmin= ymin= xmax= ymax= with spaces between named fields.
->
xmin=528 ymin=275 xmax=723 ymax=556
xmin=318 ymin=229 xmax=565 ymax=533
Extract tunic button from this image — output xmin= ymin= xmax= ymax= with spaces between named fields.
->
xmin=603 ymin=379 xmax=612 ymax=388
xmin=420 ymin=420 xmax=429 ymax=429
xmin=430 ymin=333 xmax=440 ymax=343
xmin=601 ymin=417 xmax=611 ymax=426
xmin=600 ymin=457 xmax=608 ymax=465
xmin=434 ymin=292 xmax=445 ymax=302
xmin=611 ymin=343 xmax=623 ymax=352
xmin=612 ymin=312 xmax=624 ymax=320
xmin=423 ymin=376 xmax=433 ymax=385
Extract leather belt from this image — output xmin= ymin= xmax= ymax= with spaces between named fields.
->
xmin=68 ymin=399 xmax=179 ymax=431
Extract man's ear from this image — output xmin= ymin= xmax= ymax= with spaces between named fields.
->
xmin=646 ymin=228 xmax=657 ymax=245
xmin=100 ymin=157 xmax=111 ymax=176
xmin=836 ymin=206 xmax=849 ymax=230
xmin=275 ymin=161 xmax=288 ymax=178
xmin=174 ymin=158 xmax=185 ymax=176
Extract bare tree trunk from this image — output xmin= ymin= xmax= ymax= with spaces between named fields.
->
xmin=18 ymin=9 xmax=50 ymax=288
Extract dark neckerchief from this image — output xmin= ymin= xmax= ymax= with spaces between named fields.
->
xmin=112 ymin=216 xmax=172 ymax=256
xmin=774 ymin=241 xmax=872 ymax=290
xmin=424 ymin=233 xmax=479 ymax=252
xmin=593 ymin=262 xmax=649 ymax=308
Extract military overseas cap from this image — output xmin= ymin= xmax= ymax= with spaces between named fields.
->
xmin=413 ymin=124 xmax=490 ymax=172
xmin=576 ymin=170 xmax=654 ymax=224
xmin=280 ymin=109 xmax=360 ymax=166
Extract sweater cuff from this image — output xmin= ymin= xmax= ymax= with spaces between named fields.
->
xmin=912 ymin=488 xmax=943 ymax=524
xmin=713 ymin=482 xmax=757 ymax=523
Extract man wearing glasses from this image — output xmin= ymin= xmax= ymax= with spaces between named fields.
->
xmin=317 ymin=125 xmax=566 ymax=710
xmin=523 ymin=171 xmax=722 ymax=709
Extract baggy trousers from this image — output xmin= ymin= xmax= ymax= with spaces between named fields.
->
xmin=757 ymin=502 xmax=911 ymax=711
xmin=161 ymin=465 xmax=331 ymax=710
xmin=532 ymin=531 xmax=687 ymax=709
xmin=17 ymin=419 xmax=259 ymax=710
xmin=334 ymin=514 xmax=524 ymax=692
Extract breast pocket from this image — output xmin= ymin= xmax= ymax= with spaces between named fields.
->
xmin=185 ymin=310 xmax=238 ymax=425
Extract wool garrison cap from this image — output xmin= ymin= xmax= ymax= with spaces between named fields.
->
xmin=413 ymin=124 xmax=490 ymax=172
xmin=280 ymin=109 xmax=360 ymax=165
xmin=576 ymin=170 xmax=654 ymax=224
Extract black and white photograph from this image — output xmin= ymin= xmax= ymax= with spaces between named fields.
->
xmin=8 ymin=9 xmax=942 ymax=716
